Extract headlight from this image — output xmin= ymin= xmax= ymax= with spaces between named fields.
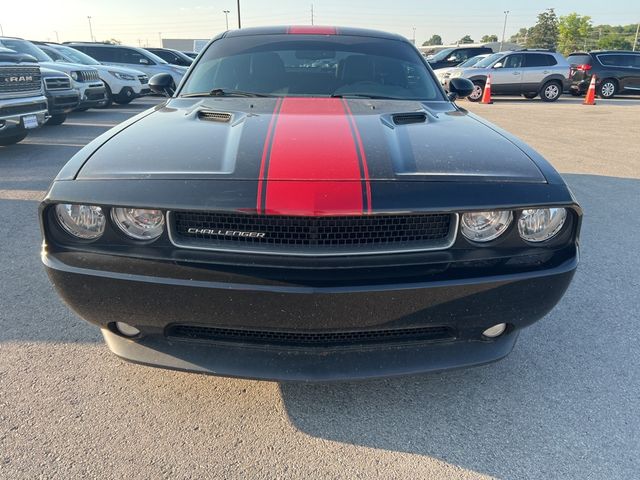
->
xmin=450 ymin=70 xmax=462 ymax=78
xmin=518 ymin=208 xmax=567 ymax=242
xmin=461 ymin=210 xmax=513 ymax=242
xmin=70 ymin=71 xmax=79 ymax=81
xmin=111 ymin=208 xmax=165 ymax=240
xmin=55 ymin=204 xmax=106 ymax=240
xmin=109 ymin=71 xmax=136 ymax=81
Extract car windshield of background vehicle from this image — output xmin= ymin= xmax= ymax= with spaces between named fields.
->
xmin=181 ymin=35 xmax=444 ymax=100
xmin=474 ymin=52 xmax=503 ymax=68
xmin=54 ymin=46 xmax=101 ymax=66
xmin=567 ymin=54 xmax=591 ymax=65
xmin=0 ymin=39 xmax=52 ymax=62
xmin=427 ymin=48 xmax=455 ymax=62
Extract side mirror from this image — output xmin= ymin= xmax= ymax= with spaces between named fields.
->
xmin=149 ymin=73 xmax=175 ymax=97
xmin=139 ymin=58 xmax=150 ymax=65
xmin=493 ymin=62 xmax=503 ymax=69
xmin=447 ymin=77 xmax=474 ymax=100
xmin=447 ymin=56 xmax=458 ymax=62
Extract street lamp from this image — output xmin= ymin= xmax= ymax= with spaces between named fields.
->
xmin=0 ymin=24 xmax=4 ymax=36
xmin=412 ymin=27 xmax=416 ymax=45
xmin=54 ymin=31 xmax=59 ymax=42
xmin=500 ymin=10 xmax=509 ymax=52
xmin=223 ymin=10 xmax=230 ymax=30
xmin=87 ymin=16 xmax=94 ymax=42
xmin=237 ymin=0 xmax=242 ymax=29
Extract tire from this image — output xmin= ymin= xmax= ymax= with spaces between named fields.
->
xmin=522 ymin=93 xmax=537 ymax=99
xmin=0 ymin=130 xmax=28 ymax=146
xmin=114 ymin=96 xmax=134 ymax=105
xmin=99 ymin=84 xmax=113 ymax=109
xmin=75 ymin=107 xmax=89 ymax=112
xmin=467 ymin=81 xmax=484 ymax=102
xmin=540 ymin=81 xmax=562 ymax=102
xmin=597 ymin=79 xmax=617 ymax=99
xmin=46 ymin=113 xmax=67 ymax=126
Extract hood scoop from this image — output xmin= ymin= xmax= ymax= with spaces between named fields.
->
xmin=198 ymin=110 xmax=233 ymax=123
xmin=392 ymin=112 xmax=427 ymax=125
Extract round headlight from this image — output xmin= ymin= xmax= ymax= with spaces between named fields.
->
xmin=461 ymin=210 xmax=513 ymax=242
xmin=111 ymin=208 xmax=164 ymax=240
xmin=70 ymin=71 xmax=79 ymax=81
xmin=55 ymin=204 xmax=106 ymax=240
xmin=518 ymin=208 xmax=567 ymax=242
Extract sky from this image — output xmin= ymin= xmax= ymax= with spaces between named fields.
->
xmin=1 ymin=0 xmax=638 ymax=47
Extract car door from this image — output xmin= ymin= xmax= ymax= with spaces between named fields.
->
xmin=84 ymin=46 xmax=120 ymax=67
xmin=521 ymin=53 xmax=552 ymax=92
xmin=490 ymin=53 xmax=523 ymax=94
xmin=118 ymin=48 xmax=156 ymax=76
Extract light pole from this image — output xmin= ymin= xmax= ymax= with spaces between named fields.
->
xmin=0 ymin=24 xmax=4 ymax=36
xmin=54 ymin=31 xmax=59 ymax=42
xmin=87 ymin=16 xmax=94 ymax=42
xmin=158 ymin=32 xmax=162 ymax=47
xmin=223 ymin=10 xmax=230 ymax=30
xmin=500 ymin=10 xmax=509 ymax=52
xmin=237 ymin=0 xmax=241 ymax=29
xmin=412 ymin=27 xmax=416 ymax=45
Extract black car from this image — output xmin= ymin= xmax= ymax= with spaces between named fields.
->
xmin=40 ymin=26 xmax=581 ymax=381
xmin=427 ymin=46 xmax=493 ymax=70
xmin=145 ymin=47 xmax=193 ymax=67
xmin=568 ymin=50 xmax=640 ymax=99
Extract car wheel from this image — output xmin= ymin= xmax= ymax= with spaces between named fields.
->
xmin=46 ymin=114 xmax=67 ymax=126
xmin=541 ymin=81 xmax=561 ymax=102
xmin=467 ymin=82 xmax=484 ymax=102
xmin=114 ymin=97 xmax=134 ymax=105
xmin=597 ymin=79 xmax=617 ymax=99
xmin=522 ymin=93 xmax=537 ymax=99
xmin=99 ymin=84 xmax=114 ymax=109
xmin=0 ymin=130 xmax=28 ymax=146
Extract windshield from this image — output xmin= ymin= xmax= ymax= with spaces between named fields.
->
xmin=181 ymin=35 xmax=443 ymax=100
xmin=0 ymin=38 xmax=52 ymax=62
xmin=459 ymin=55 xmax=486 ymax=68
xmin=53 ymin=45 xmax=101 ymax=65
xmin=427 ymin=48 xmax=455 ymax=62
xmin=474 ymin=52 xmax=504 ymax=68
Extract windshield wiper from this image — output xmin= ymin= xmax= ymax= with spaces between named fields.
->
xmin=181 ymin=89 xmax=272 ymax=98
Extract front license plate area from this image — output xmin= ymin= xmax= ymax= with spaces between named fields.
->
xmin=22 ymin=115 xmax=38 ymax=129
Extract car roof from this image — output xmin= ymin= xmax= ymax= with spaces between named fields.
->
xmin=222 ymin=25 xmax=406 ymax=42
xmin=570 ymin=50 xmax=640 ymax=55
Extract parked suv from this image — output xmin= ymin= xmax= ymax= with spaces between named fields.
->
xmin=40 ymin=67 xmax=80 ymax=125
xmin=145 ymin=48 xmax=193 ymax=67
xmin=455 ymin=50 xmax=570 ymax=102
xmin=35 ymin=42 xmax=149 ymax=107
xmin=568 ymin=51 xmax=640 ymax=99
xmin=427 ymin=46 xmax=493 ymax=70
xmin=0 ymin=37 xmax=106 ymax=110
xmin=66 ymin=43 xmax=187 ymax=90
xmin=0 ymin=48 xmax=48 ymax=146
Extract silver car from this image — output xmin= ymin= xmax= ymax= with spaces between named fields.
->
xmin=452 ymin=50 xmax=570 ymax=102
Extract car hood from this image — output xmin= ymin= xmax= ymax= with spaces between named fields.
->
xmin=91 ymin=64 xmax=146 ymax=76
xmin=39 ymin=66 xmax=72 ymax=79
xmin=39 ymin=61 xmax=98 ymax=74
xmin=77 ymin=97 xmax=545 ymax=183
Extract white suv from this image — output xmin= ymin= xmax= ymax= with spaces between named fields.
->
xmin=66 ymin=43 xmax=187 ymax=90
xmin=36 ymin=43 xmax=149 ymax=107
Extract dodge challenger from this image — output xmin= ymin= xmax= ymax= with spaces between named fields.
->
xmin=40 ymin=26 xmax=581 ymax=381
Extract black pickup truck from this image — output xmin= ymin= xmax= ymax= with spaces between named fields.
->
xmin=0 ymin=48 xmax=48 ymax=146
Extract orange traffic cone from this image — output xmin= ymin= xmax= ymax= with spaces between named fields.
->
xmin=583 ymin=74 xmax=596 ymax=105
xmin=480 ymin=74 xmax=493 ymax=104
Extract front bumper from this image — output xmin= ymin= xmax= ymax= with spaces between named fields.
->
xmin=43 ymin=249 xmax=577 ymax=381
xmin=0 ymin=94 xmax=48 ymax=131
xmin=77 ymin=83 xmax=107 ymax=109
xmin=45 ymin=89 xmax=80 ymax=115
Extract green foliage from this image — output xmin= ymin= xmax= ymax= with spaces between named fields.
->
xmin=510 ymin=28 xmax=531 ymax=45
xmin=597 ymin=34 xmax=633 ymax=50
xmin=458 ymin=35 xmax=474 ymax=44
xmin=558 ymin=13 xmax=593 ymax=55
xmin=102 ymin=38 xmax=122 ymax=45
xmin=481 ymin=34 xmax=498 ymax=43
xmin=423 ymin=35 xmax=442 ymax=46
xmin=526 ymin=8 xmax=559 ymax=49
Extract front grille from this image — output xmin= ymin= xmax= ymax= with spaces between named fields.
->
xmin=50 ymin=94 xmax=79 ymax=108
xmin=78 ymin=70 xmax=100 ymax=82
xmin=85 ymin=90 xmax=105 ymax=101
xmin=167 ymin=324 xmax=455 ymax=347
xmin=138 ymin=75 xmax=148 ymax=84
xmin=0 ymin=102 xmax=47 ymax=117
xmin=0 ymin=66 xmax=41 ymax=94
xmin=170 ymin=211 xmax=456 ymax=255
xmin=45 ymin=77 xmax=71 ymax=90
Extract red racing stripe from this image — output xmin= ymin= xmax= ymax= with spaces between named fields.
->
xmin=287 ymin=26 xmax=338 ymax=35
xmin=256 ymin=97 xmax=283 ymax=214
xmin=259 ymin=97 xmax=367 ymax=216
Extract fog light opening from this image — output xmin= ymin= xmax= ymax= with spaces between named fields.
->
xmin=115 ymin=322 xmax=140 ymax=337
xmin=482 ymin=323 xmax=507 ymax=338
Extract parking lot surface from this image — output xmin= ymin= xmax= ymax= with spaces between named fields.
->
xmin=1 ymin=96 xmax=639 ymax=479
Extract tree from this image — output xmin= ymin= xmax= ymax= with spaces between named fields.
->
xmin=102 ymin=38 xmax=122 ymax=45
xmin=527 ymin=8 xmax=558 ymax=49
xmin=458 ymin=35 xmax=474 ymax=44
xmin=558 ymin=13 xmax=593 ymax=55
xmin=423 ymin=35 xmax=442 ymax=46
xmin=597 ymin=33 xmax=632 ymax=50
xmin=510 ymin=28 xmax=531 ymax=45
xmin=481 ymin=34 xmax=498 ymax=43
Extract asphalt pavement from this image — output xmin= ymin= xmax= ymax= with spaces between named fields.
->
xmin=1 ymin=95 xmax=639 ymax=479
